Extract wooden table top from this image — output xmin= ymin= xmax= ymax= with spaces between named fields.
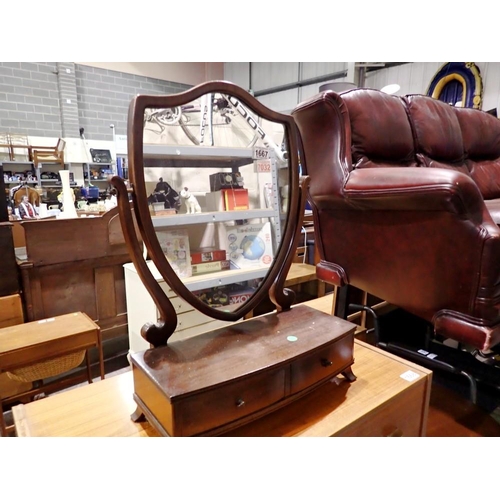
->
xmin=0 ymin=312 xmax=101 ymax=373
xmin=284 ymin=263 xmax=317 ymax=286
xmin=13 ymin=370 xmax=159 ymax=437
xmin=0 ymin=312 xmax=99 ymax=354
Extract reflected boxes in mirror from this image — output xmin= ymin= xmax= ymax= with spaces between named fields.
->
xmin=191 ymin=259 xmax=230 ymax=276
xmin=209 ymin=172 xmax=244 ymax=191
xmin=194 ymin=282 xmax=258 ymax=308
xmin=156 ymin=229 xmax=192 ymax=278
xmin=190 ymin=248 xmax=227 ymax=265
xmin=220 ymin=222 xmax=274 ymax=269
xmin=222 ymin=188 xmax=249 ymax=210
xmin=206 ymin=189 xmax=249 ymax=211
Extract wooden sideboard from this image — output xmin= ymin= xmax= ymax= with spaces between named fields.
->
xmin=0 ymin=222 xmax=20 ymax=297
xmin=16 ymin=208 xmax=136 ymax=352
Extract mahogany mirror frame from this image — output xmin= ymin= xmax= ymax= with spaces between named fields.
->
xmin=111 ymin=80 xmax=308 ymax=346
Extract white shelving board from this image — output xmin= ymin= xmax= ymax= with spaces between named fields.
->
xmin=143 ymin=144 xmax=255 ymax=168
xmin=151 ymin=208 xmax=277 ymax=228
xmin=123 ymin=260 xmax=269 ymax=293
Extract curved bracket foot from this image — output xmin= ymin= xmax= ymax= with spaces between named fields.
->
xmin=131 ymin=405 xmax=146 ymax=423
xmin=342 ymin=366 xmax=357 ymax=382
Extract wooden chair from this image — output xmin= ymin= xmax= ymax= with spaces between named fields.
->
xmin=32 ymin=138 xmax=65 ymax=169
xmin=8 ymin=134 xmax=31 ymax=162
xmin=0 ymin=309 xmax=104 ymax=436
xmin=0 ymin=132 xmax=11 ymax=161
xmin=293 ymin=226 xmax=308 ymax=264
xmin=0 ymin=294 xmax=29 ymax=436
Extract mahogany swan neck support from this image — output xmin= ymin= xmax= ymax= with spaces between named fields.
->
xmin=269 ymin=175 xmax=311 ymax=311
xmin=111 ymin=175 xmax=178 ymax=346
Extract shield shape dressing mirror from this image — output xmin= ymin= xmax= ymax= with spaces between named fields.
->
xmin=112 ymin=81 xmax=307 ymax=347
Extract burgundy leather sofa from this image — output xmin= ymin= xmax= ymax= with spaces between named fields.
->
xmin=292 ymin=88 xmax=500 ymax=361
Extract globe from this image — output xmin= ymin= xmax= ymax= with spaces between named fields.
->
xmin=240 ymin=235 xmax=265 ymax=260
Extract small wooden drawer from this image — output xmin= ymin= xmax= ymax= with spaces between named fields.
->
xmin=158 ymin=282 xmax=178 ymax=299
xmin=175 ymin=309 xmax=214 ymax=332
xmin=290 ymin=336 xmax=354 ymax=394
xmin=131 ymin=305 xmax=357 ymax=437
xmin=177 ymin=369 xmax=286 ymax=436
xmin=156 ymin=296 xmax=193 ymax=320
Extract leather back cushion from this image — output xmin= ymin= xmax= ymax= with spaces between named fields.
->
xmin=404 ymin=95 xmax=470 ymax=176
xmin=455 ymin=107 xmax=500 ymax=200
xmin=341 ymin=89 xmax=417 ymax=169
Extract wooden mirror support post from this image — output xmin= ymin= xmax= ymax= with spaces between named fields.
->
xmin=111 ymin=81 xmax=357 ymax=436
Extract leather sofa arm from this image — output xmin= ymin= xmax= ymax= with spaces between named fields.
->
xmin=340 ymin=167 xmax=487 ymax=220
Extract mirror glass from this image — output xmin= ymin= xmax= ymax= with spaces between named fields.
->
xmin=135 ymin=88 xmax=293 ymax=320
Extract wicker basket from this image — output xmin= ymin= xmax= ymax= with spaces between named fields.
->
xmin=6 ymin=350 xmax=86 ymax=383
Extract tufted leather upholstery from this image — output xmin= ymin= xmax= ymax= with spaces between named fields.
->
xmin=293 ymin=88 xmax=500 ymax=351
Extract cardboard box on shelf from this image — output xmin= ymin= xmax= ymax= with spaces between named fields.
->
xmin=193 ymin=283 xmax=258 ymax=308
xmin=205 ymin=191 xmax=225 ymax=212
xmin=220 ymin=221 xmax=274 ymax=269
xmin=228 ymin=288 xmax=255 ymax=305
xmin=191 ymin=259 xmax=231 ymax=276
xmin=205 ymin=189 xmax=249 ymax=211
xmin=193 ymin=287 xmax=231 ymax=308
xmin=156 ymin=229 xmax=192 ymax=278
xmin=190 ymin=248 xmax=227 ymax=265
xmin=222 ymin=188 xmax=249 ymax=211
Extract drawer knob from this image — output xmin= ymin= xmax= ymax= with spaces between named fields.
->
xmin=321 ymin=358 xmax=333 ymax=367
xmin=235 ymin=398 xmax=245 ymax=408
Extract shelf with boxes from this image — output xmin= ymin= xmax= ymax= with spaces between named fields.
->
xmin=2 ymin=160 xmax=79 ymax=211
xmin=83 ymin=148 xmax=116 ymax=186
xmin=84 ymin=164 xmax=115 ymax=182
xmin=145 ymin=143 xmax=282 ymax=280
xmin=1 ymin=161 xmax=77 ymax=188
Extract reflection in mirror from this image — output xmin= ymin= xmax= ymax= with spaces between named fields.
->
xmin=139 ymin=90 xmax=291 ymax=320
xmin=112 ymin=81 xmax=303 ymax=347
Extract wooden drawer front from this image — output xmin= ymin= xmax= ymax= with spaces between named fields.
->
xmin=290 ymin=338 xmax=353 ymax=394
xmin=156 ymin=296 xmax=193 ymax=321
xmin=336 ymin=381 xmax=426 ymax=437
xmin=178 ymin=369 xmax=286 ymax=436
xmin=174 ymin=309 xmax=215 ymax=332
xmin=169 ymin=319 xmax=235 ymax=342
xmin=158 ymin=281 xmax=178 ymax=298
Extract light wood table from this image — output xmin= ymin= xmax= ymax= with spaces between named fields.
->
xmin=13 ymin=370 xmax=158 ymax=437
xmin=13 ymin=338 xmax=432 ymax=437
xmin=1 ymin=311 xmax=104 ymax=435
xmin=286 ymin=262 xmax=326 ymax=298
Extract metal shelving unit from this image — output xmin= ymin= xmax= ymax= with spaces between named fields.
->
xmin=144 ymin=143 xmax=283 ymax=243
